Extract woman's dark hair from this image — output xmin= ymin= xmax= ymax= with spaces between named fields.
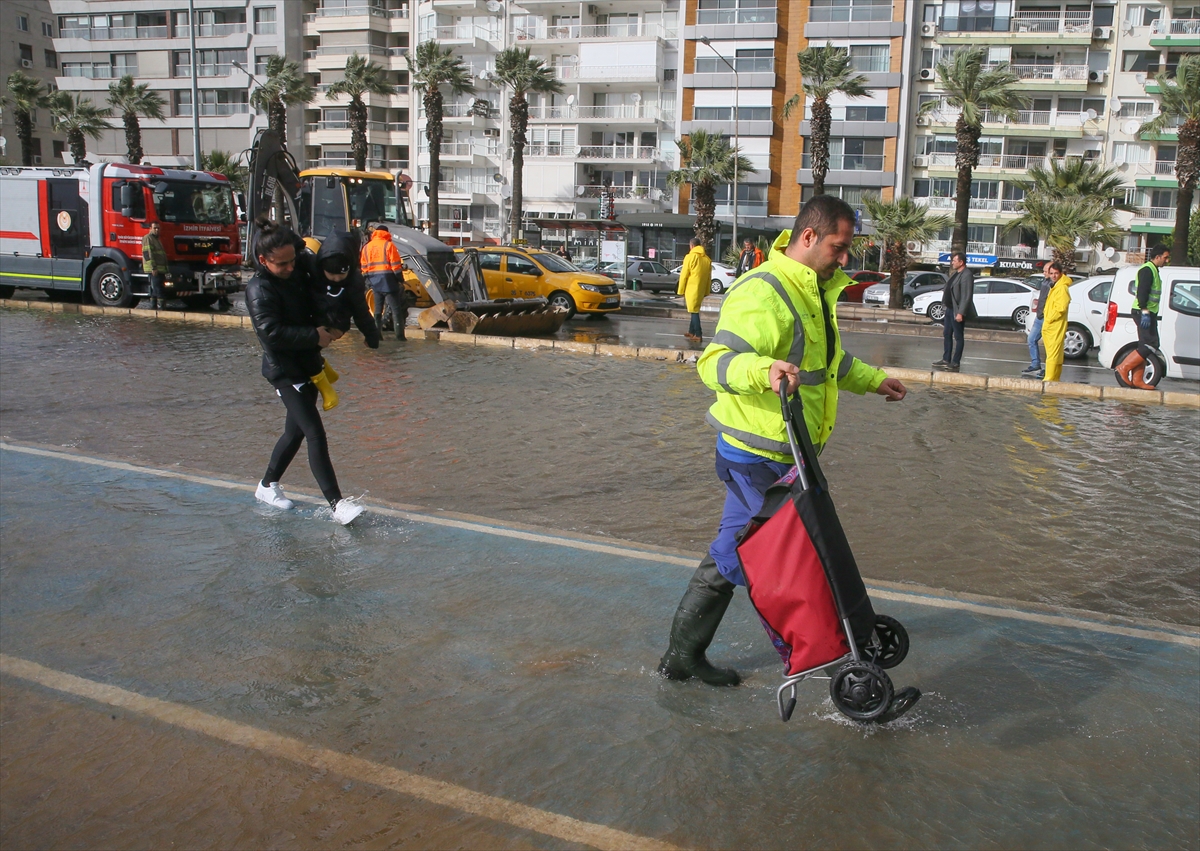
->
xmin=255 ymin=215 xmax=297 ymax=260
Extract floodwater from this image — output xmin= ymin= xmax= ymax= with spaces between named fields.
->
xmin=1 ymin=309 xmax=1199 ymax=849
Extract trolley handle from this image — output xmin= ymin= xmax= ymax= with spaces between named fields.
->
xmin=777 ymin=377 xmax=828 ymax=493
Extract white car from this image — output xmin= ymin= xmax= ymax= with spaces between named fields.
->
xmin=1097 ymin=265 xmax=1200 ymax=385
xmin=1024 ymin=275 xmax=1115 ymax=359
xmin=709 ymin=262 xmax=738 ymax=294
xmin=913 ymin=276 xmax=1036 ymax=328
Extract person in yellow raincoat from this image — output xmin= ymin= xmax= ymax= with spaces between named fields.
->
xmin=1040 ymin=261 xmax=1072 ymax=382
xmin=677 ymin=238 xmax=711 ymax=342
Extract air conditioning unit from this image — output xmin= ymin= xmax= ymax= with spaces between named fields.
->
xmin=915 ymin=115 xmax=931 ymax=125
xmin=21 ymin=58 xmax=33 ymax=68
xmin=1088 ymin=70 xmax=1107 ymax=83
xmin=1093 ymin=26 xmax=1112 ymax=39
xmin=920 ymin=22 xmax=937 ymax=36
xmin=913 ymin=155 xmax=929 ymax=167
xmin=32 ymin=155 xmax=42 ymax=164
xmin=483 ymin=127 xmax=500 ymax=137
xmin=906 ymin=240 xmax=922 ymax=252
xmin=588 ymin=5 xmax=598 ymax=15
xmin=918 ymin=67 xmax=936 ymax=81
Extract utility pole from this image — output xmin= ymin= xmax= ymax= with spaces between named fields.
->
xmin=188 ymin=0 xmax=201 ymax=169
xmin=699 ymin=37 xmax=738 ymax=255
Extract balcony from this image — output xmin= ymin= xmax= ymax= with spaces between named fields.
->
xmin=801 ymin=154 xmax=885 ymax=171
xmin=175 ymin=103 xmax=250 ymax=116
xmin=555 ymin=65 xmax=661 ymax=83
xmin=805 ymin=4 xmax=901 ymax=38
xmin=420 ymin=140 xmax=500 ymax=164
xmin=303 ymin=6 xmax=409 ymax=21
xmin=316 ymin=83 xmax=409 ymax=98
xmin=1133 ymin=206 xmax=1175 ymax=221
xmin=937 ymin=11 xmax=1092 ymax=41
xmin=512 ymin=22 xmax=675 ymax=41
xmin=437 ymin=180 xmax=496 ymax=202
xmin=305 ymin=120 xmax=409 ymax=136
xmin=577 ymin=144 xmax=662 ymax=162
xmin=304 ymin=45 xmax=408 ymax=70
xmin=306 ymin=157 xmax=409 ymax=170
xmin=62 ymin=65 xmax=137 ymax=79
xmin=915 ymin=196 xmax=1005 ymax=213
xmin=418 ymin=24 xmax=497 ymax=49
xmin=526 ymin=104 xmax=672 ymax=123
xmin=58 ymin=25 xmax=168 ymax=40
xmin=1151 ymin=17 xmax=1200 ymax=45
xmin=577 ymin=184 xmax=668 ymax=204
xmin=174 ymin=64 xmax=238 ymax=78
xmin=686 ymin=7 xmax=777 ymax=39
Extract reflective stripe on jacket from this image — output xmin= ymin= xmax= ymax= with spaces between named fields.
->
xmin=1133 ymin=261 xmax=1161 ymax=314
xmin=360 ymin=229 xmax=404 ymax=293
xmin=697 ymin=230 xmax=886 ymax=463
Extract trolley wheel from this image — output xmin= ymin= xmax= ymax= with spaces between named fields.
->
xmin=782 ymin=696 xmax=797 ymax=722
xmin=869 ymin=614 xmax=910 ymax=670
xmin=829 ymin=660 xmax=893 ymax=722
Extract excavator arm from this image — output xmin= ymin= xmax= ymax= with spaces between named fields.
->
xmin=243 ymin=129 xmax=304 ymax=266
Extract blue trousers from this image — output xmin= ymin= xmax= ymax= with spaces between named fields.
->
xmin=1027 ymin=317 xmax=1044 ymax=368
xmin=709 ymin=450 xmax=793 ymax=586
xmin=688 ymin=312 xmax=703 ymax=338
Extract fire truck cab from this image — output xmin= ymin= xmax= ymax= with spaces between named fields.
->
xmin=0 ymin=163 xmax=242 ymax=308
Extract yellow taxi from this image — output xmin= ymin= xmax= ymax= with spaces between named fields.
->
xmin=453 ymin=246 xmax=622 ymax=318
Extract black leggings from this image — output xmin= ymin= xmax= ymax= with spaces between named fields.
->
xmin=262 ymin=381 xmax=342 ymax=506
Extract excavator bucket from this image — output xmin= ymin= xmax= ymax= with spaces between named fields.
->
xmin=418 ymin=248 xmax=567 ymax=338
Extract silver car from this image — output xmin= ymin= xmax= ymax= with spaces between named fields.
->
xmin=862 ymin=271 xmax=948 ymax=308
xmin=626 ymin=259 xmax=679 ymax=293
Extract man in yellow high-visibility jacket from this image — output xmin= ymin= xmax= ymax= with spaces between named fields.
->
xmin=658 ymin=196 xmax=908 ymax=687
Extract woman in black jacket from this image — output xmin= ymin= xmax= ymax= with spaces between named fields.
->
xmin=245 ymin=217 xmax=364 ymax=525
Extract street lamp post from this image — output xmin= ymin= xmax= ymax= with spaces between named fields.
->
xmin=698 ymin=36 xmax=738 ymax=256
xmin=188 ymin=0 xmax=201 ymax=169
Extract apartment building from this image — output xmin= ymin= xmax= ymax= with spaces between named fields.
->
xmin=907 ymin=0 xmax=1199 ymax=272
xmin=48 ymin=0 xmax=298 ymax=164
xmin=1 ymin=0 xmax=68 ymax=165
xmin=412 ymin=1 xmax=681 ymax=248
xmin=301 ymin=0 xmax=412 ymax=173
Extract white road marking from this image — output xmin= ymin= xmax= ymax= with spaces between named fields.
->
xmin=0 ymin=655 xmax=679 ymax=851
xmin=2 ymin=441 xmax=1197 ymax=648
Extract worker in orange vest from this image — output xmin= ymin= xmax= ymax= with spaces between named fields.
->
xmin=360 ymin=225 xmax=407 ymax=340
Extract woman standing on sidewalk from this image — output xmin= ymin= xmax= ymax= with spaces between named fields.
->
xmin=245 ymin=217 xmax=364 ymax=526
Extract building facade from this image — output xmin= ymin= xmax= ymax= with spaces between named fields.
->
xmin=1 ymin=0 xmax=68 ymax=165
xmin=906 ymin=0 xmax=1199 ymax=271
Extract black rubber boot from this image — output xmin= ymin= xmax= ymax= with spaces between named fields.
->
xmin=658 ymin=556 xmax=742 ymax=686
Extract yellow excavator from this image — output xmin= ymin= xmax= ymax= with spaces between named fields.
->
xmin=243 ymin=129 xmax=564 ymax=336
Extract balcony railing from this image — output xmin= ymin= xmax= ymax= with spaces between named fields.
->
xmin=438 ymin=218 xmax=474 ymax=232
xmin=305 ymin=45 xmax=407 ymax=58
xmin=419 ymin=141 xmax=499 ymax=157
xmin=554 ymin=65 xmax=660 ymax=81
xmin=1001 ymin=199 xmax=1023 ymax=212
xmin=696 ymin=7 xmax=778 ymax=24
xmin=63 ymin=65 xmax=137 ymax=79
xmin=306 ymin=157 xmax=409 ymax=169
xmin=1151 ymin=17 xmax=1200 ymax=34
xmin=926 ymin=152 xmax=1062 ymax=170
xmin=1155 ymin=160 xmax=1178 ymax=175
xmin=420 ymin=24 xmax=497 ymax=42
xmin=802 ymin=154 xmax=885 ymax=171
xmin=1008 ymin=63 xmax=1089 ymax=81
xmin=578 ymin=184 xmax=666 ymax=201
xmin=60 ymin=25 xmax=169 ymax=39
xmin=578 ymin=144 xmax=661 ymax=160
xmin=1010 ymin=10 xmax=1091 ymax=33
xmin=303 ymin=6 xmax=410 ymax=20
xmin=175 ymin=103 xmax=250 ymax=116
xmin=437 ymin=180 xmax=495 ymax=195
xmin=694 ymin=57 xmax=775 ymax=73
xmin=173 ymin=23 xmax=248 ymax=37
xmin=806 ymin=4 xmax=892 ymax=23
xmin=512 ymin=22 xmax=676 ymax=39
xmin=306 ymin=120 xmax=409 ymax=132
xmin=175 ymin=64 xmax=237 ymax=77
xmin=1135 ymin=206 xmax=1175 ymax=220
xmin=849 ymin=56 xmax=891 ymax=73
xmin=524 ymin=103 xmax=670 ymax=121
xmin=317 ymin=83 xmax=409 ymax=95
xmin=429 ymin=101 xmax=498 ymax=118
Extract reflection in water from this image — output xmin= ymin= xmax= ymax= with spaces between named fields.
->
xmin=1 ymin=310 xmax=1197 ymax=624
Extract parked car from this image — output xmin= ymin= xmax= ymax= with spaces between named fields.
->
xmin=863 ymin=271 xmax=948 ymax=308
xmin=1024 ymin=275 xmax=1114 ymax=359
xmin=453 ymin=246 xmax=622 ymax=318
xmin=626 ymin=258 xmax=679 ymax=292
xmin=913 ymin=276 xmax=1036 ymax=328
xmin=1098 ymin=265 xmax=1200 ymax=386
xmin=709 ymin=262 xmax=738 ymax=294
xmin=842 ymin=270 xmax=888 ymax=303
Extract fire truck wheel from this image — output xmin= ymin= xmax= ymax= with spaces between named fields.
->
xmin=0 ymin=285 xmax=14 ymax=300
xmin=89 ymin=263 xmax=134 ymax=308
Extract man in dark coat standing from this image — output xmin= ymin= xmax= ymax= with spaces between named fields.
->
xmin=933 ymin=251 xmax=974 ymax=372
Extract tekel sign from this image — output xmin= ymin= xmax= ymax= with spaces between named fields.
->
xmin=939 ymin=252 xmax=997 ymax=266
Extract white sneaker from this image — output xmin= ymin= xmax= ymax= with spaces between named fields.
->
xmin=331 ymin=498 xmax=364 ymax=526
xmin=255 ymin=481 xmax=294 ymax=510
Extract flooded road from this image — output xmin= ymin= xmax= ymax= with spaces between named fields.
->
xmin=1 ymin=309 xmax=1199 ymax=849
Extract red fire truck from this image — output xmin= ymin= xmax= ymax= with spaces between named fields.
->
xmin=0 ymin=163 xmax=242 ymax=308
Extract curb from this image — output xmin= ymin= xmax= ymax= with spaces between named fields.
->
xmin=4 ymin=299 xmax=1196 ymax=409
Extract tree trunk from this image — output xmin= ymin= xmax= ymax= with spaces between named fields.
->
xmin=68 ymin=130 xmax=88 ymax=166
xmin=123 ymin=111 xmax=142 ymax=164
xmin=349 ymin=98 xmax=367 ymax=172
xmin=269 ymin=102 xmax=287 ymax=143
xmin=888 ymin=240 xmax=907 ymax=310
xmin=509 ymin=92 xmax=529 ymax=244
xmin=952 ymin=117 xmax=981 ymax=256
xmin=425 ymin=89 xmax=443 ymax=240
xmin=1171 ymin=118 xmax=1199 ymax=265
xmin=16 ymin=110 xmax=34 ymax=167
xmin=693 ymin=182 xmax=717 ymax=252
xmin=810 ymin=97 xmax=831 ymax=197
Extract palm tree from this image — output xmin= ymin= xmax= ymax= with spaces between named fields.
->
xmin=783 ymin=43 xmax=869 ymax=196
xmin=1017 ymin=156 xmax=1132 ymax=210
xmin=863 ymin=196 xmax=951 ymax=310
xmin=925 ymin=47 xmax=1027 ymax=255
xmin=250 ymin=55 xmax=315 ymax=144
xmin=326 ymin=53 xmax=396 ymax=172
xmin=667 ymin=129 xmax=755 ymax=252
xmin=494 ymin=47 xmax=563 ymax=242
xmin=47 ymin=91 xmax=113 ymax=166
xmin=408 ymin=42 xmax=474 ymax=241
xmin=200 ymin=150 xmax=249 ymax=195
xmin=3 ymin=71 xmax=49 ymax=166
xmin=106 ymin=75 xmax=166 ymax=164
xmin=1006 ymin=193 xmax=1123 ymax=272
xmin=1142 ymin=53 xmax=1200 ymax=264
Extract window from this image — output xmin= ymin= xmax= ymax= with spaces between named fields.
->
xmin=696 ymin=0 xmax=779 ymax=26
xmin=43 ymin=20 xmax=54 ymax=37
xmin=254 ymin=6 xmax=277 ymax=34
xmin=809 ymin=0 xmax=893 ymax=23
xmin=1122 ymin=50 xmax=1161 ymax=72
xmin=44 ymin=50 xmax=57 ymax=68
xmin=913 ymin=178 xmax=955 ymax=197
xmin=1088 ymin=279 xmax=1114 ymax=303
xmin=849 ymin=45 xmax=889 ymax=73
xmin=506 ymin=255 xmax=539 ymax=276
xmin=1124 ymin=4 xmax=1162 ymax=26
xmin=693 ymin=106 xmax=772 ymax=121
xmin=939 ymin=0 xmax=1015 ymax=32
xmin=477 ymin=252 xmax=503 ymax=271
xmin=845 ymin=106 xmax=888 ymax=121
xmin=1169 ymin=281 xmax=1200 ymax=317
xmin=255 ymin=51 xmax=274 ymax=76
xmin=1113 ymin=142 xmax=1153 ymax=163
xmin=111 ymin=183 xmax=146 ymax=218
xmin=19 ymin=44 xmax=33 ymax=64
xmin=694 ymin=48 xmax=773 ymax=74
xmin=989 ymin=280 xmax=1026 ymax=295
xmin=52 ymin=140 xmax=66 ymax=160
xmin=17 ymin=15 xmax=28 ymax=31
xmin=923 ymin=4 xmax=940 ymax=22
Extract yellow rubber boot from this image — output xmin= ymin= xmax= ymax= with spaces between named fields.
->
xmin=310 ymin=369 xmax=339 ymax=411
xmin=322 ymin=359 xmax=339 ymax=384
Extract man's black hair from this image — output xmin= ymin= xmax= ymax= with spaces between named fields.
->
xmin=789 ymin=195 xmax=857 ymax=244
xmin=1045 ymin=260 xmax=1064 ymax=273
xmin=950 ymin=250 xmax=967 ymax=265
xmin=1148 ymin=243 xmax=1170 ymax=259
